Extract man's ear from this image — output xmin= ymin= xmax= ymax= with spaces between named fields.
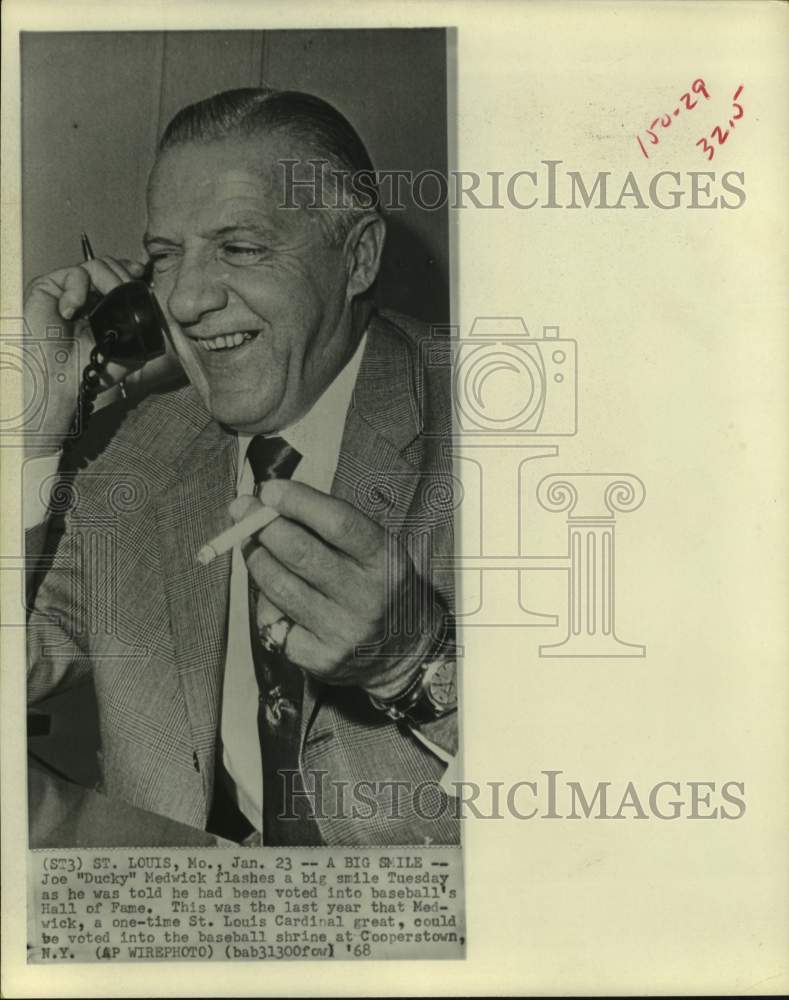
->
xmin=344 ymin=214 xmax=386 ymax=301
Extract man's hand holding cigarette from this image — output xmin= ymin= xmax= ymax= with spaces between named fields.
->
xmin=218 ymin=479 xmax=440 ymax=700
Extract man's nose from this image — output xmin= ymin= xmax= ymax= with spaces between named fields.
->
xmin=166 ymin=256 xmax=228 ymax=326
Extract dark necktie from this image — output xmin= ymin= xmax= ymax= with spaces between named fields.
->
xmin=246 ymin=436 xmax=323 ymax=846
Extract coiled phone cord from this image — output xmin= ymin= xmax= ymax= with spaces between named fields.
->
xmin=69 ymin=333 xmax=116 ymax=439
xmin=69 ymin=232 xmax=109 ymax=440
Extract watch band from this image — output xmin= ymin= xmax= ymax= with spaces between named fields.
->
xmin=369 ymin=612 xmax=457 ymax=725
xmin=370 ymin=664 xmax=431 ymax=723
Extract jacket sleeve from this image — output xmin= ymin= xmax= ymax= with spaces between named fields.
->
xmin=27 ymin=499 xmax=93 ymax=705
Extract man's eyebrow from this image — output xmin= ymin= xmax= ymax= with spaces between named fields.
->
xmin=212 ymin=221 xmax=279 ymax=239
xmin=143 ymin=232 xmax=178 ymax=247
xmin=143 ymin=220 xmax=279 ymax=246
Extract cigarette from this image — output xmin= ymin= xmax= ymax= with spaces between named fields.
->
xmin=197 ymin=505 xmax=280 ymax=565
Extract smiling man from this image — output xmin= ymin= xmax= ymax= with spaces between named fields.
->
xmin=25 ymin=88 xmax=459 ymax=847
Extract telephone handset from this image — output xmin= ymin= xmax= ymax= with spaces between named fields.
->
xmin=73 ymin=244 xmax=171 ymax=435
xmin=86 ymin=261 xmax=168 ymax=367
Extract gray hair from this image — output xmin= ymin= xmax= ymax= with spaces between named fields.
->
xmin=158 ymin=87 xmax=381 ymax=245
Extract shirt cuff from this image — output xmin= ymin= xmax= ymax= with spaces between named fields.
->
xmin=23 ymin=451 xmax=62 ymax=528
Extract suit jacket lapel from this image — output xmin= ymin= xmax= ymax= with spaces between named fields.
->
xmin=301 ymin=313 xmax=424 ymax=739
xmin=335 ymin=312 xmax=423 ymax=519
xmin=154 ymin=417 xmax=237 ymax=768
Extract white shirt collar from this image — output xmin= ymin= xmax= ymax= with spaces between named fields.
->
xmin=236 ymin=331 xmax=367 ymax=486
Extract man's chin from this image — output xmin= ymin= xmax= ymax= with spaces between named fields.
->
xmin=195 ymin=379 xmax=294 ymax=436
xmin=208 ymin=399 xmax=284 ymax=437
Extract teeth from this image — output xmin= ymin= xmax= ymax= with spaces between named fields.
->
xmin=200 ymin=331 xmax=257 ymax=351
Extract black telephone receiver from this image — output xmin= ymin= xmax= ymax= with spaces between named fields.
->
xmin=86 ymin=260 xmax=169 ymax=370
xmin=72 ymin=253 xmax=173 ymax=436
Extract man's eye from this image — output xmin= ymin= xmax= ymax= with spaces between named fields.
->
xmin=148 ymin=251 xmax=178 ymax=272
xmin=221 ymin=243 xmax=268 ymax=265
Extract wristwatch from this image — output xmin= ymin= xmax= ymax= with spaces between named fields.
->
xmin=370 ymin=633 xmax=457 ymax=725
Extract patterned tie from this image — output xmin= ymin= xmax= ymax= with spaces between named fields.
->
xmin=246 ymin=436 xmax=323 ymax=846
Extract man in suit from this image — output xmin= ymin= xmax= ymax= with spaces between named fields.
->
xmin=25 ymin=88 xmax=459 ymax=846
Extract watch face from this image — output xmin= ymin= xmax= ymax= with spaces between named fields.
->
xmin=426 ymin=659 xmax=457 ymax=709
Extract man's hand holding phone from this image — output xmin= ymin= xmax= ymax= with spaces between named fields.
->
xmin=22 ymin=255 xmax=178 ymax=456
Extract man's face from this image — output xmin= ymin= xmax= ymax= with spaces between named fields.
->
xmin=145 ymin=135 xmax=355 ymax=434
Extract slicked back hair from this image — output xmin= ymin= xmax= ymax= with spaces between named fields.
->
xmin=158 ymin=87 xmax=381 ymax=246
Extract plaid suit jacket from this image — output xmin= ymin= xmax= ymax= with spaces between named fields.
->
xmin=27 ymin=311 xmax=459 ymax=845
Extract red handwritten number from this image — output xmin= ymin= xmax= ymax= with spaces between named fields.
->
xmin=691 ymin=78 xmax=710 ymax=100
xmin=635 ymin=78 xmax=736 ymax=162
xmin=731 ymin=84 xmax=744 ymax=120
xmin=696 ymin=83 xmax=744 ymax=160
xmin=696 ymin=137 xmax=715 ymax=161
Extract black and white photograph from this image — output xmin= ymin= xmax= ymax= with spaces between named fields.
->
xmin=22 ymin=27 xmax=460 ymax=853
